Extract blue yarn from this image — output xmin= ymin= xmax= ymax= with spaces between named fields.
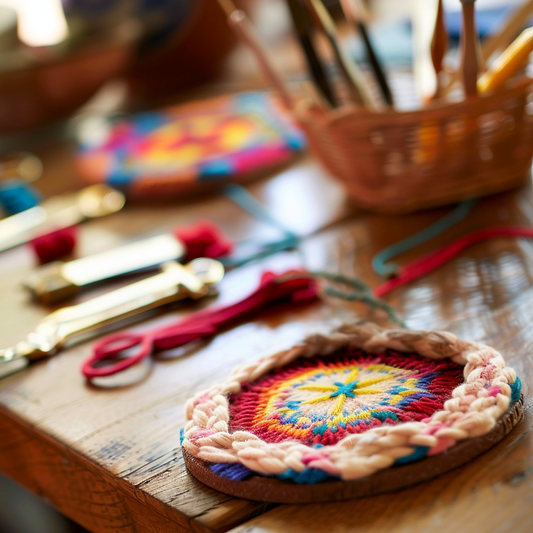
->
xmin=277 ymin=467 xmax=337 ymax=484
xmin=372 ymin=198 xmax=478 ymax=278
xmin=394 ymin=445 xmax=429 ymax=465
xmin=180 ymin=428 xmax=185 ymax=446
xmin=510 ymin=378 xmax=522 ymax=404
xmin=0 ymin=179 xmax=42 ymax=215
xmin=210 ymin=462 xmax=255 ymax=481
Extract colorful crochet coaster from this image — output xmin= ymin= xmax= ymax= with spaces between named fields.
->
xmin=182 ymin=323 xmax=523 ymax=503
xmin=76 ymin=92 xmax=305 ymax=198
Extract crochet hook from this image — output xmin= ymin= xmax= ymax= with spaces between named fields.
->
xmin=217 ymin=0 xmax=294 ymax=109
xmin=478 ymin=27 xmax=533 ymax=93
xmin=302 ymin=0 xmax=375 ymax=109
xmin=285 ymin=0 xmax=337 ymax=108
xmin=339 ymin=0 xmax=394 ymax=107
xmin=459 ymin=0 xmax=480 ymax=97
xmin=0 ymin=185 xmax=125 ymax=254
xmin=0 ymin=258 xmax=224 ymax=379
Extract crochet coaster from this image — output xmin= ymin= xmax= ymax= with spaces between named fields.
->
xmin=182 ymin=323 xmax=523 ymax=503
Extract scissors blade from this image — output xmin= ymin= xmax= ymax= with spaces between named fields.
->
xmin=0 ymin=345 xmax=30 ymax=379
xmin=0 ymin=359 xmax=29 ymax=379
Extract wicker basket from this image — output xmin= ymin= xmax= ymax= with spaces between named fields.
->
xmin=294 ymin=76 xmax=533 ymax=214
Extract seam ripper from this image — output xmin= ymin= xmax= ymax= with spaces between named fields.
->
xmin=0 ymin=258 xmax=225 ymax=379
xmin=0 ymin=184 xmax=125 ymax=253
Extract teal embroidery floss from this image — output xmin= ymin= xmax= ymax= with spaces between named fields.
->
xmin=372 ymin=198 xmax=478 ymax=278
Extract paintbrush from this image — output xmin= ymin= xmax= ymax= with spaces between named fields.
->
xmin=460 ymin=0 xmax=480 ymax=97
xmin=482 ymin=0 xmax=533 ymax=64
xmin=302 ymin=0 xmax=375 ymax=109
xmin=285 ymin=0 xmax=337 ymax=108
xmin=413 ymin=0 xmax=442 ymax=103
xmin=339 ymin=0 xmax=394 ymax=107
xmin=217 ymin=0 xmax=294 ymax=109
xmin=479 ymin=27 xmax=533 ymax=93
xmin=430 ymin=0 xmax=448 ymax=99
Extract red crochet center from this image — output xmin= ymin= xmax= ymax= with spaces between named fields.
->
xmin=229 ymin=349 xmax=464 ymax=447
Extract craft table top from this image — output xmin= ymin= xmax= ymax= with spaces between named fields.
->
xmin=1 ymin=7 xmax=533 ymax=531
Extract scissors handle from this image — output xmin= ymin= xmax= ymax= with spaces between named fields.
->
xmin=82 ymin=325 xmax=214 ymax=379
xmin=82 ymin=332 xmax=149 ymax=378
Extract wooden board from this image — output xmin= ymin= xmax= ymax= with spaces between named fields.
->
xmin=183 ymin=398 xmax=524 ymax=504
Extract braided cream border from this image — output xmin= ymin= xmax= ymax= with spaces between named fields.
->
xmin=183 ymin=322 xmax=517 ymax=480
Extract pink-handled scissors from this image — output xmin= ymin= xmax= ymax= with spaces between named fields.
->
xmin=82 ymin=271 xmax=318 ymax=379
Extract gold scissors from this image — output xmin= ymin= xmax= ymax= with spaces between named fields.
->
xmin=0 ymin=258 xmax=224 ymax=379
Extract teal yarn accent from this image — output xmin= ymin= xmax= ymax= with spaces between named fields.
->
xmin=180 ymin=428 xmax=185 ymax=446
xmin=0 ymin=179 xmax=42 ymax=215
xmin=372 ymin=198 xmax=478 ymax=278
xmin=510 ymin=378 xmax=522 ymax=404
xmin=223 ymin=186 xmax=407 ymax=327
xmin=312 ymin=271 xmax=407 ymax=328
xmin=277 ymin=468 xmax=337 ymax=484
xmin=394 ymin=445 xmax=429 ymax=465
xmin=223 ymin=184 xmax=299 ymax=268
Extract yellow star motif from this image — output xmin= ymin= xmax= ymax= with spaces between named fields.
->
xmin=297 ymin=368 xmax=395 ymax=415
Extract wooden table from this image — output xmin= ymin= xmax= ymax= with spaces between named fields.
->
xmin=1 ymin=141 xmax=532 ymax=533
xmin=1 ymin=7 xmax=533 ymax=532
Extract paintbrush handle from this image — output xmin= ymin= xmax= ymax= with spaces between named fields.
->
xmin=304 ymin=0 xmax=375 ymax=109
xmin=218 ymin=1 xmax=294 ymax=109
xmin=340 ymin=0 xmax=393 ymax=107
xmin=431 ymin=0 xmax=447 ymax=77
xmin=482 ymin=0 xmax=533 ymax=63
xmin=286 ymin=0 xmax=337 ymax=108
xmin=460 ymin=0 xmax=479 ymax=97
xmin=479 ymin=27 xmax=533 ymax=93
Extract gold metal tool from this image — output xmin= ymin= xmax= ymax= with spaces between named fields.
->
xmin=23 ymin=234 xmax=186 ymax=303
xmin=0 ymin=258 xmax=224 ymax=378
xmin=0 ymin=184 xmax=125 ymax=253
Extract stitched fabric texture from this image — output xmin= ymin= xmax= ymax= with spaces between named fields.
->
xmin=229 ymin=350 xmax=463 ymax=446
xmin=183 ymin=322 xmax=519 ymax=480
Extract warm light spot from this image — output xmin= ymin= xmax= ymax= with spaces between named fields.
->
xmin=5 ymin=0 xmax=68 ymax=46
